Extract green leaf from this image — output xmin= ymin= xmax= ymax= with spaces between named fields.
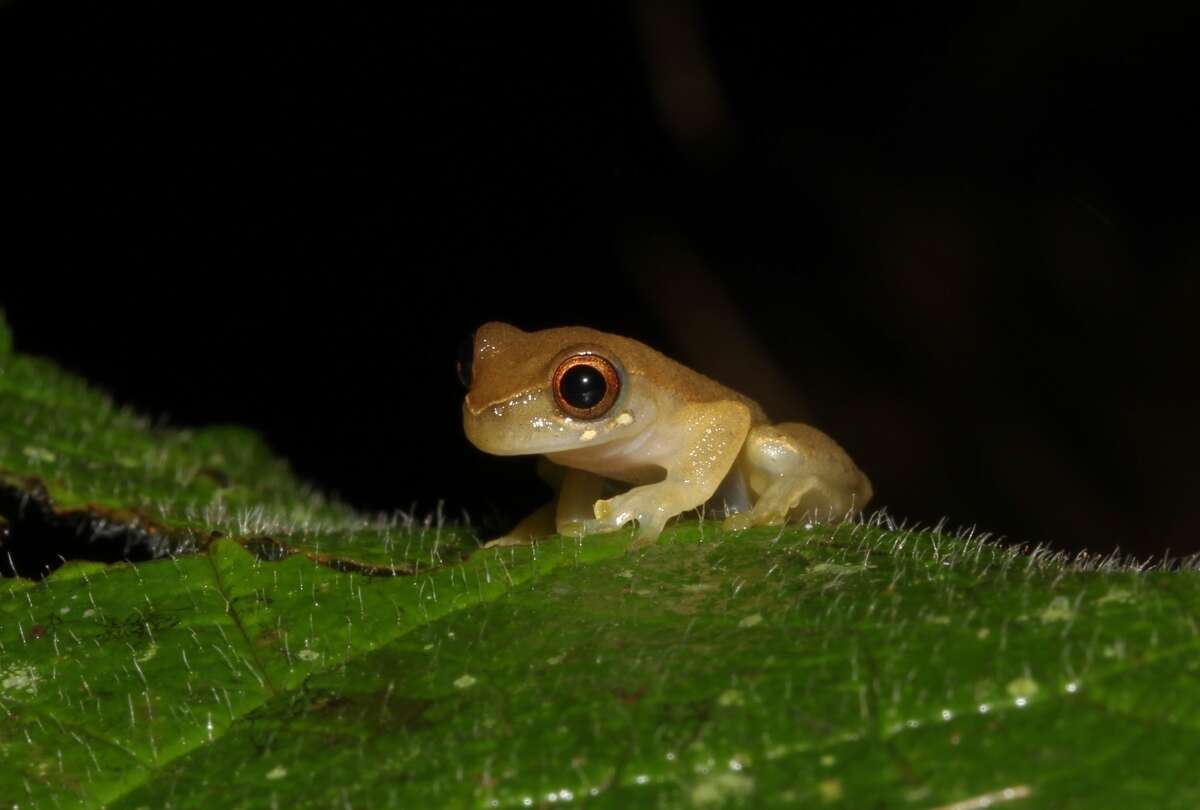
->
xmin=3 ymin=324 xmax=1200 ymax=808
xmin=0 ymin=341 xmax=475 ymax=575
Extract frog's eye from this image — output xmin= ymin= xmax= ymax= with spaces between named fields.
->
xmin=552 ymin=353 xmax=621 ymax=419
xmin=456 ymin=332 xmax=475 ymax=389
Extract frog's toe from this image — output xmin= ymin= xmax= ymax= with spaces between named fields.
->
xmin=557 ymin=518 xmax=613 ymax=538
xmin=630 ymin=517 xmax=668 ymax=547
xmin=590 ymin=496 xmax=631 ymax=532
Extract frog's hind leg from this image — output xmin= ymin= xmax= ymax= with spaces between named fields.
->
xmin=709 ymin=466 xmax=753 ymax=518
xmin=483 ymin=501 xmax=557 ymax=547
xmin=724 ymin=475 xmax=846 ymax=531
xmin=723 ymin=423 xmax=872 ymax=532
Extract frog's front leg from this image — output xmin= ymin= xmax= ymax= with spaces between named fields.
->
xmin=723 ymin=422 xmax=872 ymax=531
xmin=483 ymin=459 xmax=573 ymax=547
xmin=586 ymin=401 xmax=752 ymax=547
xmin=484 ymin=463 xmax=611 ymax=547
xmin=555 ymin=467 xmax=608 ymax=537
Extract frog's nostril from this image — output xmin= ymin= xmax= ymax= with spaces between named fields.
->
xmin=456 ymin=332 xmax=475 ymax=389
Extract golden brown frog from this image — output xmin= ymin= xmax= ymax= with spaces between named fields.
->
xmin=459 ymin=322 xmax=872 ymax=546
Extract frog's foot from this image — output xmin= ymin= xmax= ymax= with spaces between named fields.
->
xmin=585 ymin=485 xmax=673 ymax=547
xmin=554 ymin=508 xmax=664 ymax=546
xmin=722 ymin=475 xmax=846 ymax=532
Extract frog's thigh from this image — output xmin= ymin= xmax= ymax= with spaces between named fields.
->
xmin=595 ymin=401 xmax=751 ymax=545
xmin=724 ymin=424 xmax=856 ymax=530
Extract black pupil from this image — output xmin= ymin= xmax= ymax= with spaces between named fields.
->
xmin=456 ymin=333 xmax=474 ymax=388
xmin=560 ymin=364 xmax=607 ymax=409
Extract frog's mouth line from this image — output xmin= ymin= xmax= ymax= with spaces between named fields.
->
xmin=462 ymin=386 xmax=542 ymax=418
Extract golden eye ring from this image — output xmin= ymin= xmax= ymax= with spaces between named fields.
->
xmin=552 ymin=353 xmax=621 ymax=419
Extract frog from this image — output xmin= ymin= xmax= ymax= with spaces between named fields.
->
xmin=459 ymin=322 xmax=872 ymax=547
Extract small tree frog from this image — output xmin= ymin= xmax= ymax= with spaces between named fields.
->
xmin=459 ymin=322 xmax=872 ymax=547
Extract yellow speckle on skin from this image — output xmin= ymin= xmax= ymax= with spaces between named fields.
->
xmin=137 ymin=643 xmax=158 ymax=663
xmin=616 ymin=412 xmax=634 ymax=425
xmin=976 ymin=627 xmax=991 ymax=640
xmin=297 ymin=649 xmax=320 ymax=662
xmin=817 ymin=779 xmax=843 ymax=802
xmin=454 ymin=674 xmax=477 ymax=689
xmin=1096 ymin=588 xmax=1133 ymax=606
xmin=266 ymin=766 xmax=288 ymax=780
xmin=738 ymin=614 xmax=763 ymax=628
xmin=1040 ymin=596 xmax=1074 ymax=623
xmin=579 ymin=429 xmax=597 ymax=442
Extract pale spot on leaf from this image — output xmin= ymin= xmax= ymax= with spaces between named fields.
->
xmin=1040 ymin=596 xmax=1074 ymax=623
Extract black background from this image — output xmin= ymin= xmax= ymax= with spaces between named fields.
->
xmin=3 ymin=4 xmax=1198 ymax=557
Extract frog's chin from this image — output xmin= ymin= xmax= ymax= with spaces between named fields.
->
xmin=461 ymin=418 xmax=551 ymax=455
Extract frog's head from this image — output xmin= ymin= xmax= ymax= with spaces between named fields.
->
xmin=459 ymin=322 xmax=656 ymax=456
